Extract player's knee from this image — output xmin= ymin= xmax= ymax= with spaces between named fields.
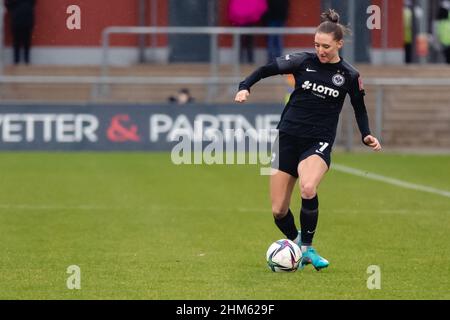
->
xmin=301 ymin=183 xmax=317 ymax=199
xmin=272 ymin=204 xmax=289 ymax=219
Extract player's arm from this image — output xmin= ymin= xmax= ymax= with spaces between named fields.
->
xmin=235 ymin=53 xmax=305 ymax=103
xmin=349 ymin=74 xmax=382 ymax=151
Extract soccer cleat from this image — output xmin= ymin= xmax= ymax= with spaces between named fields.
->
xmin=295 ymin=231 xmax=302 ymax=248
xmin=300 ymin=247 xmax=329 ymax=271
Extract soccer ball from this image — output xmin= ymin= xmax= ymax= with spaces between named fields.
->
xmin=266 ymin=239 xmax=302 ymax=272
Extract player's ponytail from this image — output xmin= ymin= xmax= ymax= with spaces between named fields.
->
xmin=317 ymin=9 xmax=351 ymax=41
xmin=321 ymin=8 xmax=340 ymax=23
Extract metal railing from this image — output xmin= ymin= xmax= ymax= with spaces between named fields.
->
xmin=100 ymin=26 xmax=317 ymax=100
xmin=2 ymin=76 xmax=450 ymax=86
xmin=1 ymin=26 xmax=449 ymax=149
xmin=1 ymin=74 xmax=450 ymax=150
xmin=101 ymin=26 xmax=317 ymax=78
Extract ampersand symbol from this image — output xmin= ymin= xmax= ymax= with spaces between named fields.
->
xmin=107 ymin=114 xmax=140 ymax=142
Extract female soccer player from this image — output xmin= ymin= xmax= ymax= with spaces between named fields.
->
xmin=234 ymin=9 xmax=381 ymax=271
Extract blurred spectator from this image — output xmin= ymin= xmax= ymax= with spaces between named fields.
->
xmin=264 ymin=0 xmax=290 ymax=63
xmin=437 ymin=0 xmax=450 ymax=63
xmin=228 ymin=0 xmax=268 ymax=64
xmin=5 ymin=0 xmax=36 ymax=65
xmin=403 ymin=1 xmax=413 ymax=63
xmin=168 ymin=88 xmax=195 ymax=105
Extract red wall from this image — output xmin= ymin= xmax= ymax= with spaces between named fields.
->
xmin=3 ymin=0 xmax=402 ymax=49
xmin=4 ymin=0 xmax=168 ymax=46
xmin=371 ymin=0 xmax=404 ymax=48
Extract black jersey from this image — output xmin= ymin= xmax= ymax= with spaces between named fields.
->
xmin=239 ymin=52 xmax=371 ymax=144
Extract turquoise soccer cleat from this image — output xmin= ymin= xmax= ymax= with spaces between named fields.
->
xmin=300 ymin=247 xmax=329 ymax=271
xmin=295 ymin=231 xmax=302 ymax=248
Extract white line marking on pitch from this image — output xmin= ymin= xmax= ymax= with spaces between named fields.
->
xmin=332 ymin=163 xmax=450 ymax=199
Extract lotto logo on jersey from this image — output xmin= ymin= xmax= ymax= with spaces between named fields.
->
xmin=301 ymin=81 xmax=340 ymax=98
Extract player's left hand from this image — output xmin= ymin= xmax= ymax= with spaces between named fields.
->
xmin=363 ymin=135 xmax=382 ymax=151
xmin=234 ymin=90 xmax=250 ymax=103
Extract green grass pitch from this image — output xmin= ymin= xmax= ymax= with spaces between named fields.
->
xmin=0 ymin=152 xmax=449 ymax=299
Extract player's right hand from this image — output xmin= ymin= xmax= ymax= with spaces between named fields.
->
xmin=234 ymin=90 xmax=250 ymax=103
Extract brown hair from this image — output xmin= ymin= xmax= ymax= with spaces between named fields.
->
xmin=316 ymin=9 xmax=350 ymax=41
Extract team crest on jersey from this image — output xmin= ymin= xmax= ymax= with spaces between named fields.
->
xmin=332 ymin=74 xmax=345 ymax=87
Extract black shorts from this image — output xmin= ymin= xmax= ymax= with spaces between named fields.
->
xmin=271 ymin=131 xmax=332 ymax=178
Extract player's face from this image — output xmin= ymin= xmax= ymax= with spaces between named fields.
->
xmin=314 ymin=32 xmax=343 ymax=64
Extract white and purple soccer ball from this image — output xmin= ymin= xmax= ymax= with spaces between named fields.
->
xmin=266 ymin=239 xmax=302 ymax=272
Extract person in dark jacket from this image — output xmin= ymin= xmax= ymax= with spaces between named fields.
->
xmin=264 ymin=0 xmax=290 ymax=63
xmin=5 ymin=0 xmax=36 ymax=64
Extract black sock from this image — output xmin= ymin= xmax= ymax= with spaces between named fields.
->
xmin=300 ymin=195 xmax=319 ymax=246
xmin=274 ymin=209 xmax=298 ymax=241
